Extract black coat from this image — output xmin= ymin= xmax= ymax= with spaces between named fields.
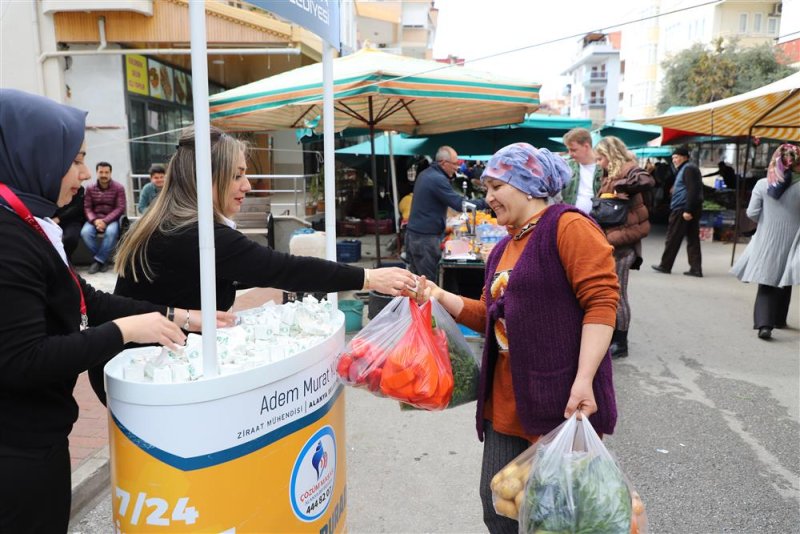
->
xmin=0 ymin=208 xmax=165 ymax=447
xmin=114 ymin=222 xmax=365 ymax=311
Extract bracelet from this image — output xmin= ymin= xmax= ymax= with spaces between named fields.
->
xmin=182 ymin=309 xmax=191 ymax=330
xmin=166 ymin=306 xmax=175 ymax=322
xmin=362 ymin=269 xmax=370 ymax=290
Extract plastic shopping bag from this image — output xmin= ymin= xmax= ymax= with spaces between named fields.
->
xmin=490 ymin=440 xmax=539 ymax=520
xmin=400 ymin=298 xmax=480 ymax=410
xmin=335 ymin=297 xmax=455 ymax=410
xmin=515 ymin=414 xmax=649 ymax=534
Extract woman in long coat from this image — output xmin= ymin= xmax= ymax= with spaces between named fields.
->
xmin=732 ymin=143 xmax=800 ymax=339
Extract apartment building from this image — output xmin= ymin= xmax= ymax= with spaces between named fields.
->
xmin=562 ymin=32 xmax=622 ymax=127
xmin=353 ymin=0 xmax=438 ymax=59
xmin=619 ymin=0 xmax=785 ymax=119
xmin=776 ymin=0 xmax=799 ymax=67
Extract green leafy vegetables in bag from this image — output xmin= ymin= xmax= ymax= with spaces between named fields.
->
xmin=523 ymin=449 xmax=632 ymax=534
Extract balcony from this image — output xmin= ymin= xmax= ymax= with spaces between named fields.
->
xmin=583 ymin=71 xmax=608 ymax=85
xmin=585 ymin=98 xmax=606 ymax=108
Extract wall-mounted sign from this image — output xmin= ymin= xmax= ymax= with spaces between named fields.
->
xmin=173 ymin=70 xmax=192 ymax=106
xmin=249 ymin=0 xmax=340 ymax=50
xmin=125 ymin=55 xmax=148 ymax=95
xmin=147 ymin=59 xmax=174 ymax=102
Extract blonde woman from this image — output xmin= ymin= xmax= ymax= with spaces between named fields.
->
xmin=100 ymin=127 xmax=416 ymax=404
xmin=594 ymin=136 xmax=655 ymax=359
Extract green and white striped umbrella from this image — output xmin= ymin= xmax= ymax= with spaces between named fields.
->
xmin=209 ymin=47 xmax=540 ymax=135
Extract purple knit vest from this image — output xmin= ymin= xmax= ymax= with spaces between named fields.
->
xmin=476 ymin=203 xmax=617 ymax=440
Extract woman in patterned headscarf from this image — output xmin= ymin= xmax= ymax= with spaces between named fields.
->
xmin=732 ymin=143 xmax=800 ymax=339
xmin=414 ymin=142 xmax=620 ymax=533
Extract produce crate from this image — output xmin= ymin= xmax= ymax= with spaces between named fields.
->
xmin=336 ymin=239 xmax=362 ymax=263
xmin=699 ymin=226 xmax=714 ymax=242
xmin=336 ymin=219 xmax=365 ymax=237
xmin=364 ymin=217 xmax=394 ymax=235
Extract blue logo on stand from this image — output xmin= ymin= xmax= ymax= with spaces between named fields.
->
xmin=290 ymin=426 xmax=337 ymax=522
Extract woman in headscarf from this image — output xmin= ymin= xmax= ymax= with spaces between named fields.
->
xmin=415 ymin=143 xmax=619 ymax=533
xmin=0 ymin=89 xmax=231 ymax=532
xmin=594 ymin=136 xmax=655 ymax=359
xmin=731 ymin=143 xmax=800 ymax=339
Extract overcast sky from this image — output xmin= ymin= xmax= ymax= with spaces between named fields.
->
xmin=431 ymin=0 xmax=645 ymax=100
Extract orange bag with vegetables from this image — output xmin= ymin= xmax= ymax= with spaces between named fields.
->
xmin=335 ymin=297 xmax=455 ymax=410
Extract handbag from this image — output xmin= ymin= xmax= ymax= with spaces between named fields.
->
xmin=590 ymin=197 xmax=629 ymax=228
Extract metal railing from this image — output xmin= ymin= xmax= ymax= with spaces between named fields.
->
xmin=128 ymin=173 xmax=314 ymax=217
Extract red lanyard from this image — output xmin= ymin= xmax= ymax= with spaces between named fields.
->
xmin=0 ymin=183 xmax=88 ymax=329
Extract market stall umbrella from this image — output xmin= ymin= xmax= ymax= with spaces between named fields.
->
xmin=593 ymin=119 xmax=662 ymax=148
xmin=336 ymin=134 xmax=428 ymax=156
xmin=209 ymin=47 xmax=541 ymax=265
xmin=631 ymin=71 xmax=800 ymax=141
xmin=416 ymin=115 xmax=590 ymax=156
xmin=631 ymin=71 xmax=800 ymax=264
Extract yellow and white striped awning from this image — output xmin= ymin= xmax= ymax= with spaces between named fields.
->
xmin=209 ymin=47 xmax=540 ymax=135
xmin=633 ymin=71 xmax=800 ymax=142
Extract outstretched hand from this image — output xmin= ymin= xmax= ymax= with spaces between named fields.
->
xmin=368 ymin=267 xmax=417 ymax=296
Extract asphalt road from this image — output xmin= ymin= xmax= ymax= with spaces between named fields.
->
xmin=70 ymin=226 xmax=799 ymax=533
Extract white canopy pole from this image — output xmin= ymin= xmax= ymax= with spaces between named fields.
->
xmin=323 ymin=44 xmax=338 ymax=306
xmin=387 ymin=131 xmax=401 ymax=236
xmin=189 ymin=1 xmax=219 ymax=377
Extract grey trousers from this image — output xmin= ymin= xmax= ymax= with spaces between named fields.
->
xmin=405 ymin=230 xmax=442 ymax=282
xmin=479 ymin=421 xmax=533 ymax=534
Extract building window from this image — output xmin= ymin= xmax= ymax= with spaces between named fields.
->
xmin=768 ymin=17 xmax=779 ymax=34
xmin=739 ymin=13 xmax=748 ymax=33
xmin=753 ymin=13 xmax=762 ymax=33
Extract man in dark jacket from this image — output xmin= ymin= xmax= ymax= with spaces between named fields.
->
xmin=405 ymin=146 xmax=487 ymax=281
xmin=652 ymin=145 xmax=704 ymax=277
xmin=52 ymin=185 xmax=86 ymax=260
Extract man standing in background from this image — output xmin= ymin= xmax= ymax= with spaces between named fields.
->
xmin=405 ymin=146 xmax=487 ymax=282
xmin=560 ymin=128 xmax=603 ymax=214
xmin=652 ymin=145 xmax=704 ymax=277
xmin=81 ymin=161 xmax=126 ymax=274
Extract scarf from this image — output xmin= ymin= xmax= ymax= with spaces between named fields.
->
xmin=0 ymin=89 xmax=87 ymax=217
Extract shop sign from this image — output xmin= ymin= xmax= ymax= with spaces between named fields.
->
xmin=249 ymin=0 xmax=340 ymax=49
xmin=147 ymin=59 xmax=174 ymax=102
xmin=125 ymin=54 xmax=149 ymax=96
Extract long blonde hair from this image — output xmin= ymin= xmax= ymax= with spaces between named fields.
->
xmin=594 ymin=136 xmax=635 ymax=179
xmin=115 ymin=126 xmax=246 ymax=282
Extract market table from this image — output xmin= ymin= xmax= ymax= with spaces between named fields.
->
xmin=439 ymin=258 xmax=486 ymax=301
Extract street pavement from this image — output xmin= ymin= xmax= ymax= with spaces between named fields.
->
xmin=69 ymin=227 xmax=799 ymax=533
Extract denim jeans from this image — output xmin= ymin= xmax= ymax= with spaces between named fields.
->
xmin=80 ymin=220 xmax=119 ymax=264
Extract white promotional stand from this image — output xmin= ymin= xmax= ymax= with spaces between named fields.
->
xmin=105 ymin=313 xmax=348 ymax=532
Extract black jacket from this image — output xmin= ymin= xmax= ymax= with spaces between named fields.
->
xmin=0 ymin=208 xmax=164 ymax=447
xmin=114 ymin=222 xmax=365 ymax=311
xmin=53 ymin=186 xmax=86 ymax=227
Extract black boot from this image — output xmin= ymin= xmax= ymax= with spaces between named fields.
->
xmin=610 ymin=329 xmax=628 ymax=359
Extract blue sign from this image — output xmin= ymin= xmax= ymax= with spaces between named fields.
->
xmin=249 ymin=0 xmax=340 ymax=50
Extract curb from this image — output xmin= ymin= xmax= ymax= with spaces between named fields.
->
xmin=70 ymin=445 xmax=110 ymax=521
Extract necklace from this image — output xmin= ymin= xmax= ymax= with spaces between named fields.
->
xmin=513 ymin=219 xmax=539 ymax=240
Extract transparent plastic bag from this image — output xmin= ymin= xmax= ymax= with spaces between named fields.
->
xmin=517 ymin=414 xmax=649 ymax=534
xmin=490 ymin=441 xmax=539 ymax=520
xmin=335 ymin=297 xmax=454 ymax=410
xmin=400 ymin=298 xmax=480 ymax=410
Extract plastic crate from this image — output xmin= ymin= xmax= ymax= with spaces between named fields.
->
xmin=364 ymin=217 xmax=394 ymax=235
xmin=699 ymin=226 xmax=714 ymax=242
xmin=336 ymin=219 xmax=365 ymax=237
xmin=336 ymin=239 xmax=362 ymax=263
